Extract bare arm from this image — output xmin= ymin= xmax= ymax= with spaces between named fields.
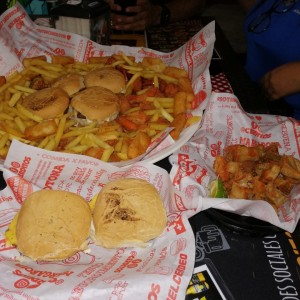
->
xmin=108 ymin=0 xmax=206 ymax=31
xmin=261 ymin=62 xmax=300 ymax=100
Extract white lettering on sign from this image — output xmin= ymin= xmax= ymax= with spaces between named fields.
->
xmin=263 ymin=235 xmax=299 ymax=300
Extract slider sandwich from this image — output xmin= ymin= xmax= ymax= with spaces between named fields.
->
xmin=70 ymin=86 xmax=120 ymax=125
xmin=91 ymin=178 xmax=167 ymax=248
xmin=5 ymin=190 xmax=91 ymax=261
xmin=51 ymin=73 xmax=85 ymax=96
xmin=20 ymin=87 xmax=69 ymax=120
xmin=84 ymin=67 xmax=126 ymax=94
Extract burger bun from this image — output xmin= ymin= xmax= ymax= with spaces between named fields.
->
xmin=20 ymin=87 xmax=69 ymax=119
xmin=84 ymin=67 xmax=126 ymax=93
xmin=16 ymin=190 xmax=91 ymax=261
xmin=71 ymin=86 xmax=120 ymax=124
xmin=92 ymin=178 xmax=167 ymax=248
xmin=51 ymin=73 xmax=85 ymax=96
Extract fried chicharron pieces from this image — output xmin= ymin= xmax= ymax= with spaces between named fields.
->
xmin=213 ymin=144 xmax=300 ymax=209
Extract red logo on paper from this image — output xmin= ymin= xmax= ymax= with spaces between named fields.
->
xmin=54 ymin=48 xmax=65 ymax=56
xmin=168 ymin=216 xmax=186 ymax=235
xmin=6 ymin=176 xmax=33 ymax=205
xmin=108 ymin=166 xmax=150 ymax=182
xmin=174 ymin=193 xmax=187 ymax=211
xmin=13 ymin=264 xmax=73 ymax=289
xmin=193 ymin=90 xmax=207 ymax=107
xmin=210 ymin=140 xmax=222 ymax=157
xmin=173 ymin=153 xmax=207 ymax=186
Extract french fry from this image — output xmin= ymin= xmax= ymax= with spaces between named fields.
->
xmin=44 ymin=137 xmax=56 ymax=151
xmin=120 ymin=52 xmax=134 ymax=66
xmin=0 ymin=112 xmax=14 ymax=121
xmin=169 ymin=112 xmax=186 ymax=140
xmin=0 ymin=133 xmax=9 ymax=149
xmin=126 ymin=72 xmax=142 ymax=90
xmin=178 ymin=77 xmax=194 ymax=93
xmin=0 ymin=146 xmax=9 ymax=158
xmin=67 ymin=145 xmax=89 ymax=153
xmin=28 ymin=66 xmax=60 ymax=79
xmin=55 ymin=114 xmax=67 ymax=148
xmin=88 ymin=56 xmax=109 ymax=64
xmin=163 ymin=66 xmax=188 ymax=79
xmin=14 ymin=116 xmax=26 ymax=133
xmin=149 ymin=123 xmax=169 ymax=131
xmin=38 ymin=136 xmax=50 ymax=148
xmin=22 ymin=55 xmax=47 ymax=67
xmin=101 ymin=147 xmax=114 ymax=162
xmin=14 ymin=85 xmax=36 ymax=94
xmin=116 ymin=152 xmax=128 ymax=160
xmin=65 ymin=135 xmax=84 ymax=149
xmin=62 ymin=125 xmax=98 ymax=138
xmin=0 ymin=53 xmax=197 ymax=163
xmin=158 ymin=73 xmax=178 ymax=84
xmin=174 ymin=91 xmax=187 ymax=116
xmin=86 ymin=133 xmax=111 ymax=149
xmin=51 ymin=55 xmax=74 ymax=65
xmin=114 ymin=138 xmax=123 ymax=152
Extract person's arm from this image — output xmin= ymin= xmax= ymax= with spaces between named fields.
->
xmin=261 ymin=62 xmax=300 ymax=100
xmin=108 ymin=0 xmax=206 ymax=31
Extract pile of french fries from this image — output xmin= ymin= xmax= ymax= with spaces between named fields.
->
xmin=0 ymin=53 xmax=199 ymax=163
xmin=213 ymin=144 xmax=300 ymax=210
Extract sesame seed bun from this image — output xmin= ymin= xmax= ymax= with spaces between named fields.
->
xmin=20 ymin=87 xmax=69 ymax=119
xmin=71 ymin=86 xmax=120 ymax=124
xmin=16 ymin=190 xmax=91 ymax=261
xmin=92 ymin=178 xmax=167 ymax=248
xmin=84 ymin=67 xmax=126 ymax=93
xmin=51 ymin=73 xmax=85 ymax=96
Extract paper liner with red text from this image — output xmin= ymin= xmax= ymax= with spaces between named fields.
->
xmin=0 ymin=3 xmax=215 ymax=165
xmin=0 ymin=140 xmax=203 ymax=299
xmin=169 ymin=92 xmax=300 ymax=232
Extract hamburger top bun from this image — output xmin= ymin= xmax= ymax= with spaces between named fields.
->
xmin=84 ymin=67 xmax=126 ymax=93
xmin=92 ymin=178 xmax=167 ymax=248
xmin=20 ymin=87 xmax=69 ymax=119
xmin=16 ymin=190 xmax=91 ymax=261
xmin=71 ymin=86 xmax=120 ymax=123
xmin=51 ymin=73 xmax=85 ymax=96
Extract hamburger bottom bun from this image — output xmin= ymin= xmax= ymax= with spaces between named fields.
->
xmin=92 ymin=178 xmax=167 ymax=248
xmin=71 ymin=86 xmax=120 ymax=123
xmin=20 ymin=87 xmax=69 ymax=119
xmin=51 ymin=73 xmax=85 ymax=96
xmin=16 ymin=190 xmax=91 ymax=261
xmin=84 ymin=67 xmax=126 ymax=94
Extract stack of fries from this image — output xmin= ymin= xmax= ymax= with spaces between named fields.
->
xmin=0 ymin=53 xmax=199 ymax=163
xmin=213 ymin=144 xmax=300 ymax=210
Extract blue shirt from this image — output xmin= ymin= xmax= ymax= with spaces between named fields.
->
xmin=243 ymin=0 xmax=300 ymax=119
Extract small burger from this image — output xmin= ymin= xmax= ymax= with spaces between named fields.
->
xmin=70 ymin=86 xmax=120 ymax=125
xmin=92 ymin=178 xmax=167 ymax=248
xmin=51 ymin=73 xmax=85 ymax=96
xmin=20 ymin=87 xmax=69 ymax=119
xmin=5 ymin=190 xmax=92 ymax=261
xmin=84 ymin=67 xmax=126 ymax=94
